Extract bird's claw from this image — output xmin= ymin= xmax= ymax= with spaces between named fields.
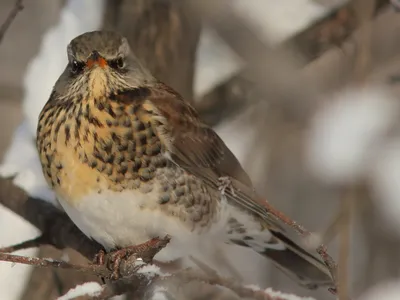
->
xmin=108 ymin=247 xmax=138 ymax=280
xmin=93 ymin=249 xmax=106 ymax=265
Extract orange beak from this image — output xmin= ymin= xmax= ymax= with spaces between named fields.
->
xmin=86 ymin=51 xmax=107 ymax=69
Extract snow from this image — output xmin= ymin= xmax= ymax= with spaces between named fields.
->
xmin=61 ymin=250 xmax=70 ymax=262
xmin=151 ymin=287 xmax=169 ymax=300
xmin=264 ymin=288 xmax=316 ymax=300
xmin=22 ymin=0 xmax=105 ymax=137
xmin=246 ymin=284 xmax=316 ymax=299
xmin=194 ymin=0 xmax=345 ymax=97
xmin=358 ymin=280 xmax=400 ymax=300
xmin=370 ymin=139 xmax=400 ymax=233
xmin=194 ymin=27 xmax=242 ymax=98
xmin=231 ymin=0 xmax=346 ymax=44
xmin=306 ymin=86 xmax=399 ymax=184
xmin=0 ymin=121 xmax=56 ymax=203
xmin=306 ymin=84 xmax=400 ymax=241
xmin=137 ymin=264 xmax=166 ymax=278
xmin=246 ymin=285 xmax=316 ymax=299
xmin=0 ymin=210 xmax=39 ymax=300
xmin=57 ymin=282 xmax=103 ymax=300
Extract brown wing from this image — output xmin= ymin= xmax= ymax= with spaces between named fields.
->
xmin=144 ymin=83 xmax=282 ymax=225
xmin=111 ymin=84 xmax=331 ymax=286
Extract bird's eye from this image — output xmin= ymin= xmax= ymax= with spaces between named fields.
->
xmin=70 ymin=60 xmax=84 ymax=74
xmin=109 ymin=57 xmax=125 ymax=70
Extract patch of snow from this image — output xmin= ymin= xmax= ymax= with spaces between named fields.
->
xmin=58 ymin=282 xmax=103 ymax=300
xmin=214 ymin=108 xmax=259 ymax=165
xmin=0 ymin=208 xmax=39 ymax=300
xmin=231 ymin=0 xmax=346 ymax=44
xmin=194 ymin=27 xmax=242 ymax=98
xmin=264 ymin=288 xmax=316 ymax=300
xmin=306 ymin=86 xmax=399 ymax=184
xmin=0 ymin=121 xmax=56 ymax=203
xmin=137 ymin=264 xmax=166 ymax=278
xmin=61 ymin=250 xmax=70 ymax=262
xmin=358 ymin=280 xmax=400 ymax=300
xmin=245 ymin=285 xmax=316 ymax=299
xmin=244 ymin=284 xmax=261 ymax=291
xmin=23 ymin=0 xmax=105 ymax=137
xmin=194 ymin=0 xmax=341 ymax=98
xmin=151 ymin=287 xmax=169 ymax=300
xmin=370 ymin=139 xmax=400 ymax=234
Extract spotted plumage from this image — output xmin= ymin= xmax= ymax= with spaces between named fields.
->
xmin=36 ymin=30 xmax=332 ymax=288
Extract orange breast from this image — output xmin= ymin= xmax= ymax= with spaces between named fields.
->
xmin=37 ymin=95 xmax=166 ymax=206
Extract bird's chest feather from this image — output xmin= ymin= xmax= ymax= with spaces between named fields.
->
xmin=37 ymin=97 xmax=226 ymax=253
xmin=37 ymin=97 xmax=167 ymax=204
xmin=58 ymin=186 xmax=231 ymax=261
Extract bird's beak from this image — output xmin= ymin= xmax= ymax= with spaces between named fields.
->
xmin=86 ymin=51 xmax=107 ymax=69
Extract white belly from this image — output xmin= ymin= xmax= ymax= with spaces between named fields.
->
xmin=58 ymin=188 xmax=230 ymax=262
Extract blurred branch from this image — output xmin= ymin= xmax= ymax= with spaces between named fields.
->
xmin=286 ymin=0 xmax=386 ymax=61
xmin=0 ymin=178 xmax=102 ymax=260
xmin=20 ymin=247 xmax=101 ymax=300
xmin=192 ymin=1 xmax=317 ymax=127
xmin=197 ymin=0 xmax=389 ymax=126
xmin=0 ymin=0 xmax=24 ymax=44
xmin=0 ymin=235 xmax=45 ymax=253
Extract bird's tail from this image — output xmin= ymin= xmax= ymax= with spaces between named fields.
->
xmin=230 ymin=229 xmax=333 ymax=289
xmin=265 ymin=230 xmax=333 ymax=289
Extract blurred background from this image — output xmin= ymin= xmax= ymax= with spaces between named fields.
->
xmin=1 ymin=0 xmax=400 ymax=299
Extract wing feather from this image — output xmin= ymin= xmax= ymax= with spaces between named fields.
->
xmin=144 ymin=83 xmax=283 ymax=230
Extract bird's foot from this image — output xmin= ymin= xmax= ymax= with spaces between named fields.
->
xmin=92 ymin=249 xmax=107 ymax=283
xmin=108 ymin=248 xmax=137 ymax=280
xmin=107 ymin=237 xmax=167 ymax=280
xmin=218 ymin=176 xmax=236 ymax=196
xmin=93 ymin=249 xmax=106 ymax=265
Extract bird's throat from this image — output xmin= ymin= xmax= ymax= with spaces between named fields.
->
xmin=88 ymin=69 xmax=108 ymax=99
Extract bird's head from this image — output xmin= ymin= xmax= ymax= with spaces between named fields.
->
xmin=55 ymin=31 xmax=155 ymax=99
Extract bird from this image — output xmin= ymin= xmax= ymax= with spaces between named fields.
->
xmin=36 ymin=30 xmax=333 ymax=289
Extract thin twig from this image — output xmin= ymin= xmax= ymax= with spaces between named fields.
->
xmin=0 ymin=235 xmax=171 ymax=280
xmin=0 ymin=235 xmax=47 ymax=253
xmin=337 ymin=189 xmax=353 ymax=300
xmin=0 ymin=0 xmax=24 ymax=44
xmin=0 ymin=252 xmax=110 ymax=278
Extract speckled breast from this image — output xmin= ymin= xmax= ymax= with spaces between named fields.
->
xmin=36 ymin=93 xmax=168 ymax=204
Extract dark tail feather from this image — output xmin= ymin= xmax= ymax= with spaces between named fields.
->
xmin=265 ymin=231 xmax=333 ymax=289
xmin=231 ymin=231 xmax=333 ymax=289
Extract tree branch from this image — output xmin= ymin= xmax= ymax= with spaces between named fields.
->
xmin=196 ymin=0 xmax=389 ymax=126
xmin=0 ymin=0 xmax=24 ymax=44
xmin=0 ymin=178 xmax=101 ymax=260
